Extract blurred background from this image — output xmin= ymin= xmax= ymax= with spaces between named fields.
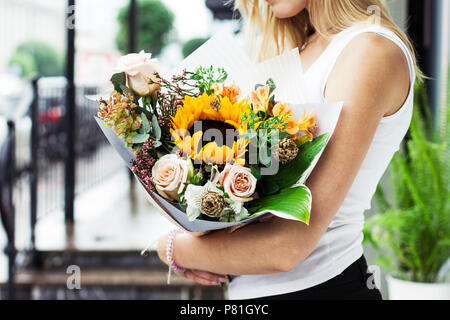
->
xmin=0 ymin=0 xmax=448 ymax=300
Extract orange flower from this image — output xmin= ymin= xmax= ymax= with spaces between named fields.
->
xmin=211 ymin=82 xmax=241 ymax=104
xmin=285 ymin=116 xmax=300 ymax=136
xmin=297 ymin=109 xmax=318 ymax=141
xmin=221 ymin=83 xmax=241 ymax=104
xmin=250 ymin=85 xmax=273 ymax=113
xmin=271 ymin=102 xmax=299 ymax=136
xmin=272 ymin=102 xmax=293 ymax=118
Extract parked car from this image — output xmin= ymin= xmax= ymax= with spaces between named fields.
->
xmin=37 ymin=77 xmax=105 ymax=159
xmin=0 ymin=74 xmax=104 ymax=171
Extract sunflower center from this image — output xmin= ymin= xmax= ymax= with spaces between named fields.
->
xmin=189 ymin=120 xmax=238 ymax=149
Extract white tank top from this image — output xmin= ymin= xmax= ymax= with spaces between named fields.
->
xmin=228 ymin=24 xmax=416 ymax=300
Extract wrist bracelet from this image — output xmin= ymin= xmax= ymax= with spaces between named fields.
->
xmin=166 ymin=229 xmax=186 ymax=279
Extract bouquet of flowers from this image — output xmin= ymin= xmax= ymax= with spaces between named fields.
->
xmin=95 ymin=33 xmax=343 ymax=233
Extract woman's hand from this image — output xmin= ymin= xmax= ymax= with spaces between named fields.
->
xmin=157 ymin=233 xmax=229 ymax=286
xmin=184 ymin=270 xmax=230 ymax=286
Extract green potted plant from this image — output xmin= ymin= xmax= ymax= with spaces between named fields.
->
xmin=365 ymin=83 xmax=450 ymax=300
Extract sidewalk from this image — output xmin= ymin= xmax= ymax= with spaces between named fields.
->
xmin=35 ymin=168 xmax=175 ymax=251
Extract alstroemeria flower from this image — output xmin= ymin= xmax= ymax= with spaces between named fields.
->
xmin=297 ymin=109 xmax=318 ymax=141
xmin=272 ymin=102 xmax=293 ymax=118
xmin=250 ymin=85 xmax=273 ymax=113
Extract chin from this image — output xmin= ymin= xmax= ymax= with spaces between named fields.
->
xmin=269 ymin=0 xmax=308 ymax=19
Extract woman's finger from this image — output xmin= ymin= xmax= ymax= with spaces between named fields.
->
xmin=190 ymin=270 xmax=229 ymax=284
xmin=184 ymin=270 xmax=220 ymax=286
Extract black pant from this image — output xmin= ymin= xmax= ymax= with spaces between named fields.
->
xmin=255 ymin=255 xmax=383 ymax=300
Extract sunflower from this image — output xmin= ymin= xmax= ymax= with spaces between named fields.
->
xmin=171 ymin=93 xmax=249 ymax=165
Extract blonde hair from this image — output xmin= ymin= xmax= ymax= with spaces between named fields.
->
xmin=234 ymin=0 xmax=420 ymax=77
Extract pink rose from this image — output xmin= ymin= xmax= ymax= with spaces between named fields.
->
xmin=219 ymin=163 xmax=257 ymax=203
xmin=152 ymin=154 xmax=188 ymax=202
xmin=116 ymin=50 xmax=161 ymax=96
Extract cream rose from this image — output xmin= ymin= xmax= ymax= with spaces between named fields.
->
xmin=219 ymin=163 xmax=257 ymax=203
xmin=116 ymin=50 xmax=161 ymax=96
xmin=152 ymin=154 xmax=188 ymax=202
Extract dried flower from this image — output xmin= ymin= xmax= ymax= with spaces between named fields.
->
xmin=273 ymin=138 xmax=299 ymax=164
xmin=201 ymin=192 xmax=226 ymax=217
xmin=131 ymin=140 xmax=159 ymax=192
xmin=97 ymin=91 xmax=142 ymax=147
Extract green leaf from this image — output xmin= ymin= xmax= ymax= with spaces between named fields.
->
xmin=131 ymin=133 xmax=150 ymax=144
xmin=239 ymin=131 xmax=258 ymax=140
xmin=150 ymin=95 xmax=158 ymax=110
xmin=261 ymin=133 xmax=330 ymax=194
xmin=140 ymin=113 xmax=151 ymax=134
xmin=266 ymin=78 xmax=276 ymax=94
xmin=217 ymin=73 xmax=227 ymax=83
xmin=250 ymin=165 xmax=262 ymax=180
xmin=110 ymin=72 xmax=126 ymax=94
xmin=258 ymin=143 xmax=272 ymax=168
xmin=246 ymin=185 xmax=311 ymax=225
xmin=260 ymin=178 xmax=280 ymax=195
xmin=135 ymin=144 xmax=143 ymax=152
xmin=120 ymin=84 xmax=139 ymax=101
xmin=255 ymin=84 xmax=264 ymax=91
xmin=136 ymin=106 xmax=153 ymax=120
xmin=186 ymin=157 xmax=195 ymax=182
xmin=152 ymin=115 xmax=162 ymax=140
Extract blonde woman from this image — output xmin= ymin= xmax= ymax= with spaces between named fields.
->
xmin=157 ymin=0 xmax=418 ymax=300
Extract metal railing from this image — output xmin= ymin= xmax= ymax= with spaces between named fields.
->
xmin=0 ymin=77 xmax=127 ymax=299
xmin=0 ymin=121 xmax=17 ymax=299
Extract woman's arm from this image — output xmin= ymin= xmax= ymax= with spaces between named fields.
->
xmin=158 ymin=34 xmax=410 ymax=276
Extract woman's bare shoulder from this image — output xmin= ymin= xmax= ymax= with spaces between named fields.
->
xmin=348 ymin=32 xmax=408 ymax=72
xmin=326 ymin=32 xmax=410 ymax=116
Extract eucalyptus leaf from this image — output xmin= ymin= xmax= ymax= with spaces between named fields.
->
xmin=247 ymin=185 xmax=312 ymax=225
xmin=131 ymin=133 xmax=150 ymax=144
xmin=136 ymin=107 xmax=153 ymax=120
xmin=154 ymin=140 xmax=162 ymax=148
xmin=152 ymin=115 xmax=162 ymax=140
xmin=140 ymin=113 xmax=151 ymax=134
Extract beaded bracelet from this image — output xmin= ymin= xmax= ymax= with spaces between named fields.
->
xmin=166 ymin=229 xmax=186 ymax=284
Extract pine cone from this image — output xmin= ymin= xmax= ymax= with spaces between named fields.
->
xmin=201 ymin=192 xmax=225 ymax=217
xmin=274 ymin=138 xmax=299 ymax=164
